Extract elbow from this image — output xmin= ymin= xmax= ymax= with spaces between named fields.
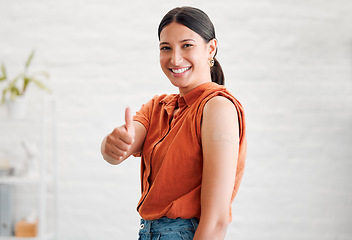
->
xmin=207 ymin=213 xmax=229 ymax=232
xmin=197 ymin=216 xmax=229 ymax=239
xmin=214 ymin=218 xmax=228 ymax=235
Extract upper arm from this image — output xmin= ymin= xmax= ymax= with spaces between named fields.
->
xmin=200 ymin=96 xmax=239 ymax=223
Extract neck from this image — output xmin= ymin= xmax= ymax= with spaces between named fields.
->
xmin=178 ymin=80 xmax=212 ymax=96
xmin=178 ymin=70 xmax=212 ymax=96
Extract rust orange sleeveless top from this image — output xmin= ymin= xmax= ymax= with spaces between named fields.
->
xmin=133 ymin=82 xmax=246 ymax=221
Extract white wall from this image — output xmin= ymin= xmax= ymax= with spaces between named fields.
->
xmin=1 ymin=0 xmax=351 ymax=239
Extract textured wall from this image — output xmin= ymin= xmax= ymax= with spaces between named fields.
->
xmin=1 ymin=0 xmax=351 ymax=239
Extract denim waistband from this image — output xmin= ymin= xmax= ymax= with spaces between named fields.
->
xmin=139 ymin=217 xmax=199 ymax=234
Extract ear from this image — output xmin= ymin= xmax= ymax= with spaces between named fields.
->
xmin=208 ymin=39 xmax=218 ymax=59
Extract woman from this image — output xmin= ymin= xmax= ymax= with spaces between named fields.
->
xmin=101 ymin=6 xmax=246 ymax=240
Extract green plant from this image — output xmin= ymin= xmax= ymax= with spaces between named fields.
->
xmin=0 ymin=50 xmax=50 ymax=104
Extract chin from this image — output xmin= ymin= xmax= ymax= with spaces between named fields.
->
xmin=168 ymin=77 xmax=191 ymax=89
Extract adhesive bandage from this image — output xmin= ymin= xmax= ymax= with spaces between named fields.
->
xmin=212 ymin=132 xmax=237 ymax=145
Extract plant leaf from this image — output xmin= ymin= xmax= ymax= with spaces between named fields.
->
xmin=25 ymin=49 xmax=35 ymax=69
xmin=23 ymin=77 xmax=31 ymax=94
xmin=31 ymin=78 xmax=51 ymax=93
xmin=0 ymin=64 xmax=6 ymax=81
xmin=10 ymin=87 xmax=20 ymax=101
xmin=1 ymin=84 xmax=20 ymax=104
xmin=1 ymin=89 xmax=6 ymax=104
xmin=1 ymin=74 xmax=22 ymax=99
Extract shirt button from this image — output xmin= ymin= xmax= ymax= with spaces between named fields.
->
xmin=140 ymin=223 xmax=145 ymax=229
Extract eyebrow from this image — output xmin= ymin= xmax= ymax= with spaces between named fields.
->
xmin=159 ymin=39 xmax=195 ymax=46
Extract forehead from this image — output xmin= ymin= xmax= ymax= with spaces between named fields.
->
xmin=159 ymin=22 xmax=202 ymax=42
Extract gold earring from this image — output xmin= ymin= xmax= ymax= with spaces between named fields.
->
xmin=209 ymin=58 xmax=215 ymax=67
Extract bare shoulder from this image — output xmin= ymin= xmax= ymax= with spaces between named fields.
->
xmin=201 ymin=96 xmax=239 ymax=148
xmin=203 ymin=96 xmax=237 ymax=117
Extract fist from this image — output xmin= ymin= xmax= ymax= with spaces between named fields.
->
xmin=101 ymin=107 xmax=135 ymax=164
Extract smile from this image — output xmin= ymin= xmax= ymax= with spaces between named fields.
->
xmin=171 ymin=67 xmax=191 ymax=74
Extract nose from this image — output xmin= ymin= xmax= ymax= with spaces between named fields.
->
xmin=171 ymin=49 xmax=183 ymax=66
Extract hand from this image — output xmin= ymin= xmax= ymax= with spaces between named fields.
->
xmin=102 ymin=107 xmax=135 ymax=164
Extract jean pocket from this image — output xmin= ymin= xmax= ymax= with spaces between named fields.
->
xmin=180 ymin=230 xmax=196 ymax=240
xmin=152 ymin=234 xmax=161 ymax=240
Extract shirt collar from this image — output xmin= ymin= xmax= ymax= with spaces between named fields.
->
xmin=161 ymin=94 xmax=179 ymax=115
xmin=161 ymin=82 xmax=217 ymax=114
xmin=180 ymin=82 xmax=216 ymax=107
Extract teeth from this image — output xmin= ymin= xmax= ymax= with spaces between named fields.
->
xmin=172 ymin=67 xmax=190 ymax=74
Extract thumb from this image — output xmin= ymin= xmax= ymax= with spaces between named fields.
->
xmin=124 ymin=107 xmax=134 ymax=133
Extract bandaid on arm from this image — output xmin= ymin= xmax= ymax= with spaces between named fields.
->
xmin=212 ymin=132 xmax=237 ymax=145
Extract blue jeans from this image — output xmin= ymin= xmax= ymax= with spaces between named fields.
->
xmin=138 ymin=217 xmax=199 ymax=240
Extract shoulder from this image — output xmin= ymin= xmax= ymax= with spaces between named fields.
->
xmin=199 ymin=83 xmax=239 ymax=108
xmin=147 ymin=93 xmax=177 ymax=105
xmin=139 ymin=93 xmax=176 ymax=109
xmin=194 ymin=89 xmax=242 ymax=141
xmin=203 ymin=96 xmax=237 ymax=115
xmin=199 ymin=84 xmax=243 ymax=122
xmin=148 ymin=93 xmax=168 ymax=103
xmin=202 ymin=96 xmax=239 ymax=132
xmin=201 ymin=96 xmax=240 ymax=144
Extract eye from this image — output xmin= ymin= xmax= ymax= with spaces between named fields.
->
xmin=160 ymin=46 xmax=171 ymax=51
xmin=183 ymin=43 xmax=193 ymax=48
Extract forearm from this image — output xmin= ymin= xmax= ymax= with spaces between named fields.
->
xmin=193 ymin=219 xmax=228 ymax=240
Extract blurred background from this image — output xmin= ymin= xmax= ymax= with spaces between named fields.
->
xmin=0 ymin=0 xmax=351 ymax=239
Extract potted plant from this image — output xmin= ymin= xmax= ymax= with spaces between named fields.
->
xmin=0 ymin=50 xmax=50 ymax=118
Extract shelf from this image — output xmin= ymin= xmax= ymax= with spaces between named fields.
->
xmin=0 ymin=97 xmax=57 ymax=240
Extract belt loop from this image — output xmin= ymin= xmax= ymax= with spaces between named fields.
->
xmin=140 ymin=219 xmax=150 ymax=233
xmin=190 ymin=218 xmax=199 ymax=230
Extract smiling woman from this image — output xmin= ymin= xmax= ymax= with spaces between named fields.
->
xmin=101 ymin=6 xmax=247 ymax=240
xmin=159 ymin=22 xmax=217 ymax=95
xmin=158 ymin=6 xmax=224 ymax=87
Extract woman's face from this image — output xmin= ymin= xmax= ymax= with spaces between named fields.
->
xmin=159 ymin=22 xmax=217 ymax=95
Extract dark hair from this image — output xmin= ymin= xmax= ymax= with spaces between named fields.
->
xmin=158 ymin=7 xmax=224 ymax=85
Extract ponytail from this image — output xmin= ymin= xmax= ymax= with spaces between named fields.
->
xmin=211 ymin=57 xmax=224 ymax=85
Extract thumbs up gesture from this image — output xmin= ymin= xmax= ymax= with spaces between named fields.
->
xmin=101 ymin=107 xmax=136 ymax=164
xmin=124 ymin=107 xmax=135 ymax=135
